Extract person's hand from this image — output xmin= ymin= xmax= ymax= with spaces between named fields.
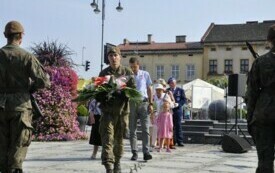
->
xmin=148 ymin=104 xmax=154 ymax=113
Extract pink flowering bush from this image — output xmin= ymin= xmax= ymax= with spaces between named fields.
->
xmin=31 ymin=41 xmax=87 ymax=141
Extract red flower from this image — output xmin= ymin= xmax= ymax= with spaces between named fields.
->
xmin=94 ymin=76 xmax=109 ymax=86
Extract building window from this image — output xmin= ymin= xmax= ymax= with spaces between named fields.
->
xmin=209 ymin=60 xmax=217 ymax=74
xmin=186 ymin=64 xmax=195 ymax=81
xmin=156 ymin=65 xmax=164 ymax=79
xmin=210 ymin=47 xmax=216 ymax=51
xmin=140 ymin=65 xmax=146 ymax=71
xmin=171 ymin=65 xmax=179 ymax=80
xmin=242 ymin=47 xmax=247 ymax=50
xmin=224 ymin=59 xmax=233 ymax=74
xmin=240 ymin=59 xmax=249 ymax=73
xmin=188 ymin=54 xmax=193 ymax=56
xmin=140 ymin=55 xmax=144 ymax=58
xmin=226 ymin=47 xmax=232 ymax=51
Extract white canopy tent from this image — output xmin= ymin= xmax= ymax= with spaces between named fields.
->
xmin=181 ymin=78 xmax=225 ymax=103
xmin=181 ymin=79 xmax=225 ymax=119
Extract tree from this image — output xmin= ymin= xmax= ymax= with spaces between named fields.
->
xmin=207 ymin=75 xmax=228 ymax=89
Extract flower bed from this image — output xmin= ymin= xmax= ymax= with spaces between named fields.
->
xmin=31 ymin=41 xmax=87 ymax=141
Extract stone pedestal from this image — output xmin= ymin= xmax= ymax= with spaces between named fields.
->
xmin=77 ymin=116 xmax=88 ymax=132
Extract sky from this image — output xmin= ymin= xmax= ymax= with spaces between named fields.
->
xmin=1 ymin=0 xmax=274 ymax=79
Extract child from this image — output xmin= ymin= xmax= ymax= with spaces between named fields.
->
xmin=88 ymin=99 xmax=102 ymax=159
xmin=156 ymin=101 xmax=174 ymax=152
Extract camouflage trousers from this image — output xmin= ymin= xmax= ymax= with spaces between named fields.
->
xmin=99 ymin=112 xmax=128 ymax=170
xmin=252 ymin=121 xmax=275 ymax=173
xmin=0 ymin=110 xmax=33 ymax=173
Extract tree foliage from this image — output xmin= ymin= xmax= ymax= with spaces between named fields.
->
xmin=207 ymin=75 xmax=228 ymax=89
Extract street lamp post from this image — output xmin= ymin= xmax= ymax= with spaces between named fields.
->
xmin=81 ymin=46 xmax=86 ymax=66
xmin=90 ymin=0 xmax=123 ymax=71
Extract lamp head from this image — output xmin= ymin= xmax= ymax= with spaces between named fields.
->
xmin=116 ymin=2 xmax=123 ymax=12
xmin=94 ymin=5 xmax=101 ymax=14
xmin=90 ymin=0 xmax=97 ymax=8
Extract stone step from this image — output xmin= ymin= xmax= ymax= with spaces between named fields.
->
xmin=204 ymin=133 xmax=255 ymax=145
xmin=182 ymin=130 xmax=254 ymax=145
xmin=209 ymin=128 xmax=250 ymax=136
xmin=213 ymin=122 xmax=248 ymax=129
xmin=183 ymin=120 xmax=216 ymax=126
xmin=135 ymin=120 xmax=254 ymax=145
xmin=183 ymin=131 xmax=206 ymax=144
xmin=182 ymin=125 xmax=211 ymax=132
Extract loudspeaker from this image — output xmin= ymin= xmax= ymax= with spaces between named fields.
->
xmin=222 ymin=134 xmax=251 ymax=153
xmin=228 ymin=74 xmax=246 ymax=97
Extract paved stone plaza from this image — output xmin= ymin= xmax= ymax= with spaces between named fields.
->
xmin=23 ymin=139 xmax=263 ymax=173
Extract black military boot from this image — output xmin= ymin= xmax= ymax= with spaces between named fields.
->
xmin=143 ymin=152 xmax=152 ymax=161
xmin=106 ymin=169 xmax=113 ymax=173
xmin=105 ymin=164 xmax=113 ymax=173
xmin=11 ymin=169 xmax=23 ymax=173
xmin=114 ymin=162 xmax=121 ymax=173
xmin=131 ymin=150 xmax=138 ymax=161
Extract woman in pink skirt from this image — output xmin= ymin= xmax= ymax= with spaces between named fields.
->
xmin=156 ymin=101 xmax=174 ymax=152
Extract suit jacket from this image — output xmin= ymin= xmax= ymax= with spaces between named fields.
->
xmin=168 ymin=87 xmax=186 ymax=110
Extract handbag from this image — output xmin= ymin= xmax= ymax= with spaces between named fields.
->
xmin=87 ymin=113 xmax=94 ymax=126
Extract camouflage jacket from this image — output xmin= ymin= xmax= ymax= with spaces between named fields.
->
xmin=0 ymin=44 xmax=50 ymax=111
xmin=99 ymin=65 xmax=135 ymax=115
xmin=246 ymin=47 xmax=275 ymax=124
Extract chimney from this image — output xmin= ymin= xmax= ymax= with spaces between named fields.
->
xmin=123 ymin=38 xmax=129 ymax=45
xmin=147 ymin=34 xmax=152 ymax=43
xmin=176 ymin=35 xmax=186 ymax=43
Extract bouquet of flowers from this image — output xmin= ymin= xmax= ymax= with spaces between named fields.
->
xmin=74 ymin=75 xmax=141 ymax=103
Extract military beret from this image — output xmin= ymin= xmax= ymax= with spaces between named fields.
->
xmin=167 ymin=77 xmax=176 ymax=84
xmin=107 ymin=46 xmax=121 ymax=55
xmin=4 ymin=21 xmax=24 ymax=36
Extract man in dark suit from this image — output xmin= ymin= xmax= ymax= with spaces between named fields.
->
xmin=167 ymin=77 xmax=186 ymax=146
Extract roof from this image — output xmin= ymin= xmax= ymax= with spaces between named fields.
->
xmin=202 ymin=20 xmax=275 ymax=43
xmin=118 ymin=42 xmax=202 ymax=52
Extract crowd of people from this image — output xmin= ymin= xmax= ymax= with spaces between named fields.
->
xmin=1 ymin=20 xmax=274 ymax=173
xmin=86 ymin=46 xmax=188 ymax=173
xmin=88 ymin=23 xmax=275 ymax=173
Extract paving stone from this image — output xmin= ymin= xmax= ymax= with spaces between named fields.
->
xmin=22 ymin=139 xmax=272 ymax=173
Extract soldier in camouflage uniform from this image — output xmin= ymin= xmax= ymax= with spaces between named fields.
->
xmin=0 ymin=21 xmax=50 ymax=173
xmin=246 ymin=24 xmax=275 ymax=173
xmin=99 ymin=47 xmax=135 ymax=173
